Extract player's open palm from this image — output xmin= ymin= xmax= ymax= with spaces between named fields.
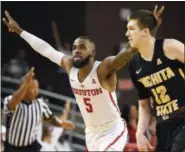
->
xmin=136 ymin=134 xmax=154 ymax=152
xmin=62 ymin=120 xmax=75 ymax=130
xmin=2 ymin=10 xmax=22 ymax=34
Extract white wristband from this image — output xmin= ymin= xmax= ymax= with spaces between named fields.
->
xmin=20 ymin=30 xmax=65 ymax=66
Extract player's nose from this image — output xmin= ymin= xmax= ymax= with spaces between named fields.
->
xmin=74 ymin=49 xmax=81 ymax=55
xmin=125 ymin=30 xmax=129 ymax=37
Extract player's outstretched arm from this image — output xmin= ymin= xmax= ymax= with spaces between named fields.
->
xmin=2 ymin=10 xmax=71 ymax=69
xmin=107 ymin=43 xmax=137 ymax=70
xmin=99 ymin=43 xmax=137 ymax=79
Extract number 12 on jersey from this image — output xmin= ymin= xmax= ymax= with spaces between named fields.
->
xmin=83 ymin=98 xmax=93 ymax=113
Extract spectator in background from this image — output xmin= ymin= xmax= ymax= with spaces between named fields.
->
xmin=51 ymin=20 xmax=73 ymax=97
xmin=121 ymin=104 xmax=138 ymax=143
xmin=51 ymin=20 xmax=71 ymax=55
xmin=51 ymin=20 xmax=71 ymax=75
xmin=128 ymin=104 xmax=138 ymax=143
xmin=122 ymin=104 xmax=138 ymax=152
xmin=1 ymin=101 xmax=6 ymax=152
xmin=1 ymin=125 xmax=6 ymax=151
xmin=40 ymin=100 xmax=73 ymax=151
xmin=2 ymin=48 xmax=29 ymax=78
xmin=122 ymin=104 xmax=157 ymax=152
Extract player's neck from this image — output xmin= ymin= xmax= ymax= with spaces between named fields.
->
xmin=78 ymin=59 xmax=94 ymax=80
xmin=138 ymin=37 xmax=156 ymax=61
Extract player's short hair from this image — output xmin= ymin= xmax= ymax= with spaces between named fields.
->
xmin=128 ymin=10 xmax=158 ymax=36
xmin=77 ymin=36 xmax=94 ymax=44
xmin=76 ymin=36 xmax=96 ymax=54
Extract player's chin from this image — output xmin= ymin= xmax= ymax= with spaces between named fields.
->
xmin=130 ymin=42 xmax=137 ymax=49
xmin=129 ymin=42 xmax=134 ymax=48
xmin=73 ymin=60 xmax=82 ymax=65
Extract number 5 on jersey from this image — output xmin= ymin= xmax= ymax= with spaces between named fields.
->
xmin=83 ymin=98 xmax=93 ymax=113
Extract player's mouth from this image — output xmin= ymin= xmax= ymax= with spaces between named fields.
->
xmin=74 ymin=55 xmax=82 ymax=62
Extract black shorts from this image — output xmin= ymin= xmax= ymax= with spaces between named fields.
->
xmin=156 ymin=112 xmax=185 ymax=152
xmin=4 ymin=140 xmax=41 ymax=152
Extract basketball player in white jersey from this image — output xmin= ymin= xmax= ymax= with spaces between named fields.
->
xmin=2 ymin=7 xmax=162 ymax=151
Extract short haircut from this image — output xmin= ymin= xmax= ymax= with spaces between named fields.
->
xmin=75 ymin=36 xmax=96 ymax=53
xmin=77 ymin=36 xmax=94 ymax=44
xmin=128 ymin=10 xmax=158 ymax=36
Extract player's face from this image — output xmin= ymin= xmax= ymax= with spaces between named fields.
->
xmin=27 ymin=80 xmax=39 ymax=100
xmin=126 ymin=20 xmax=145 ymax=48
xmin=72 ymin=38 xmax=93 ymax=68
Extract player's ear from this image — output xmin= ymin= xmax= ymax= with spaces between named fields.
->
xmin=144 ymin=28 xmax=150 ymax=34
xmin=91 ymin=49 xmax=96 ymax=57
xmin=141 ymin=28 xmax=149 ymax=37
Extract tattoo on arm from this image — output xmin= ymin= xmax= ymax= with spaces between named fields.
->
xmin=111 ymin=43 xmax=137 ymax=70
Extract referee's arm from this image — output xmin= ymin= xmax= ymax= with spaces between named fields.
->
xmin=8 ymin=68 xmax=34 ymax=110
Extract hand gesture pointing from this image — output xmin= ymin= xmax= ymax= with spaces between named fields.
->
xmin=2 ymin=10 xmax=23 ymax=34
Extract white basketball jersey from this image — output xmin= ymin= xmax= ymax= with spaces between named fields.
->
xmin=69 ymin=61 xmax=122 ymax=127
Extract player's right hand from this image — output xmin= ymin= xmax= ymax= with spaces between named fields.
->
xmin=2 ymin=10 xmax=23 ymax=34
xmin=136 ymin=133 xmax=154 ymax=152
xmin=23 ymin=67 xmax=35 ymax=85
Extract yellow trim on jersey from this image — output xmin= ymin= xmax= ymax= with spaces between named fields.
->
xmin=179 ymin=68 xmax=185 ymax=79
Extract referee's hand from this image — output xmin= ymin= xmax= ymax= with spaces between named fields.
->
xmin=23 ymin=67 xmax=35 ymax=85
xmin=62 ymin=120 xmax=75 ymax=130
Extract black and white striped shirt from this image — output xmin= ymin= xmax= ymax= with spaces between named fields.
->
xmin=3 ymin=95 xmax=53 ymax=147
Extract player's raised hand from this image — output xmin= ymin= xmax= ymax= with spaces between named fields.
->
xmin=2 ymin=10 xmax=23 ymax=34
xmin=153 ymin=5 xmax=165 ymax=28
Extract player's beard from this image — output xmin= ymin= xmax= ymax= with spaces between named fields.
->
xmin=72 ymin=55 xmax=91 ymax=68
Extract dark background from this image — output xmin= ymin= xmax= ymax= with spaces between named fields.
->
xmin=1 ymin=1 xmax=185 ymax=109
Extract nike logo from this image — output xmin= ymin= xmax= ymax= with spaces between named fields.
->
xmin=70 ymin=79 xmax=75 ymax=82
xmin=136 ymin=68 xmax=142 ymax=74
